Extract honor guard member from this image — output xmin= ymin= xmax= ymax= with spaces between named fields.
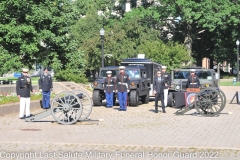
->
xmin=104 ymin=71 xmax=115 ymax=108
xmin=116 ymin=66 xmax=130 ymax=111
xmin=153 ymin=71 xmax=166 ymax=113
xmin=39 ymin=67 xmax=53 ymax=109
xmin=161 ymin=66 xmax=171 ymax=107
xmin=186 ymin=69 xmax=200 ymax=88
xmin=16 ymin=68 xmax=33 ymax=119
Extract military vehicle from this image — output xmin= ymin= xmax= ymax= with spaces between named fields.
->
xmin=121 ymin=57 xmax=162 ymax=96
xmin=168 ymin=66 xmax=219 ymax=107
xmin=92 ymin=66 xmax=151 ymax=106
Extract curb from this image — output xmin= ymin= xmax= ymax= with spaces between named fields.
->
xmin=0 ymin=100 xmax=41 ymax=116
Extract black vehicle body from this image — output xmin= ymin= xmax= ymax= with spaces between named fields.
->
xmin=92 ymin=66 xmax=151 ymax=106
xmin=121 ymin=58 xmax=162 ymax=96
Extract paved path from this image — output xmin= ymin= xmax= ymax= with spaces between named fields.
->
xmin=0 ymin=87 xmax=240 ymax=160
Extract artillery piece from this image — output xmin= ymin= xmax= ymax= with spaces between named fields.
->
xmin=25 ymin=90 xmax=92 ymax=124
xmin=175 ymin=87 xmax=226 ymax=117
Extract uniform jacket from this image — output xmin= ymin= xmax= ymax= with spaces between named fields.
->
xmin=162 ymin=72 xmax=171 ymax=89
xmin=16 ymin=75 xmax=33 ymax=97
xmin=104 ymin=77 xmax=115 ymax=93
xmin=115 ymin=73 xmax=130 ymax=92
xmin=186 ymin=75 xmax=200 ymax=88
xmin=153 ymin=76 xmax=165 ymax=94
xmin=39 ymin=73 xmax=53 ymax=91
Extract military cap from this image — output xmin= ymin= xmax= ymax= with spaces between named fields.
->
xmin=119 ymin=66 xmax=125 ymax=70
xmin=162 ymin=66 xmax=167 ymax=69
xmin=22 ymin=68 xmax=29 ymax=72
xmin=106 ymin=71 xmax=112 ymax=74
xmin=190 ymin=69 xmax=196 ymax=72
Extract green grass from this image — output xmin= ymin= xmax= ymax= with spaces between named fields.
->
xmin=0 ymin=77 xmax=55 ymax=85
xmin=219 ymin=81 xmax=240 ymax=86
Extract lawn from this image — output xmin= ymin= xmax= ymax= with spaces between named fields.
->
xmin=0 ymin=77 xmax=43 ymax=85
xmin=219 ymin=81 xmax=240 ymax=86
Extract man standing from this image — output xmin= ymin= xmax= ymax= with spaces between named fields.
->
xmin=186 ymin=69 xmax=200 ymax=89
xmin=16 ymin=68 xmax=33 ymax=119
xmin=153 ymin=71 xmax=166 ymax=113
xmin=116 ymin=66 xmax=130 ymax=111
xmin=161 ymin=66 xmax=171 ymax=107
xmin=104 ymin=71 xmax=115 ymax=108
xmin=39 ymin=67 xmax=53 ymax=109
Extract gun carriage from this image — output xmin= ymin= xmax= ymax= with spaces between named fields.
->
xmin=174 ymin=87 xmax=226 ymax=117
xmin=25 ymin=90 xmax=92 ymax=124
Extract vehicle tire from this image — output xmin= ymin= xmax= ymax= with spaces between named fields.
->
xmin=129 ymin=90 xmax=139 ymax=106
xmin=141 ymin=91 xmax=149 ymax=104
xmin=167 ymin=92 xmax=174 ymax=107
xmin=113 ymin=96 xmax=116 ymax=106
xmin=93 ymin=90 xmax=102 ymax=106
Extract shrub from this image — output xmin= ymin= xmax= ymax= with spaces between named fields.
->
xmin=54 ymin=70 xmax=88 ymax=83
xmin=0 ymin=91 xmax=56 ymax=105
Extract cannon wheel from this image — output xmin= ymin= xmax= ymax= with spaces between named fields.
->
xmin=70 ymin=90 xmax=93 ymax=120
xmin=194 ymin=88 xmax=226 ymax=117
xmin=51 ymin=92 xmax=83 ymax=124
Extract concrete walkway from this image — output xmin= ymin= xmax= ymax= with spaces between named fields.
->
xmin=0 ymin=86 xmax=239 ymax=160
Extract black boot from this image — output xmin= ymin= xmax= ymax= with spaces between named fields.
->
xmin=155 ymin=106 xmax=158 ymax=113
xmin=162 ymin=107 xmax=166 ymax=113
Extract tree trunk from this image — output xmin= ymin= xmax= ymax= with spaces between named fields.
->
xmin=184 ymin=23 xmax=193 ymax=65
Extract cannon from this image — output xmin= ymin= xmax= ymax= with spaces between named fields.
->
xmin=174 ymin=87 xmax=226 ymax=117
xmin=25 ymin=90 xmax=92 ymax=124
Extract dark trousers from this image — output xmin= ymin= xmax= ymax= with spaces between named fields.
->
xmin=155 ymin=93 xmax=165 ymax=112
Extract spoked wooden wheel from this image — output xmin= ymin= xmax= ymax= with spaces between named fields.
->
xmin=70 ymin=90 xmax=93 ymax=120
xmin=194 ymin=88 xmax=226 ymax=117
xmin=51 ymin=92 xmax=83 ymax=124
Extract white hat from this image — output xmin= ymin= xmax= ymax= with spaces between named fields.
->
xmin=22 ymin=68 xmax=29 ymax=72
xmin=119 ymin=66 xmax=125 ymax=70
xmin=106 ymin=71 xmax=112 ymax=74
xmin=190 ymin=69 xmax=196 ymax=72
xmin=162 ymin=66 xmax=167 ymax=69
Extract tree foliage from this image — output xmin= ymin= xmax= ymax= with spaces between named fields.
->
xmin=0 ymin=0 xmax=84 ymax=75
xmin=156 ymin=0 xmax=240 ymax=67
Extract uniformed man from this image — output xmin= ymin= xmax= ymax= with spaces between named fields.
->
xmin=116 ymin=66 xmax=130 ymax=111
xmin=104 ymin=71 xmax=115 ymax=108
xmin=39 ymin=67 xmax=53 ymax=109
xmin=186 ymin=69 xmax=200 ymax=88
xmin=161 ymin=66 xmax=171 ymax=107
xmin=16 ymin=68 xmax=33 ymax=119
xmin=153 ymin=71 xmax=166 ymax=113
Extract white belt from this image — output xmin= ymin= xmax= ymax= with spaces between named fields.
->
xmin=190 ymin=83 xmax=197 ymax=84
xmin=106 ymin=84 xmax=113 ymax=86
xmin=118 ymin=82 xmax=127 ymax=85
xmin=118 ymin=82 xmax=128 ymax=89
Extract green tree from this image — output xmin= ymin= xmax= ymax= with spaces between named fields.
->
xmin=0 ymin=0 xmax=85 ymax=75
xmin=157 ymin=0 xmax=240 ymax=66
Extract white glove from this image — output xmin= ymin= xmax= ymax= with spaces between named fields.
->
xmin=39 ymin=89 xmax=42 ymax=92
xmin=104 ymin=90 xmax=106 ymax=92
xmin=115 ymin=90 xmax=118 ymax=93
xmin=113 ymin=90 xmax=115 ymax=93
xmin=127 ymin=90 xmax=130 ymax=93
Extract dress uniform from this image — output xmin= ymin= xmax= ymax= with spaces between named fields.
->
xmin=161 ymin=66 xmax=171 ymax=107
xmin=16 ymin=68 xmax=33 ymax=119
xmin=104 ymin=71 xmax=115 ymax=108
xmin=153 ymin=71 xmax=166 ymax=113
xmin=39 ymin=67 xmax=53 ymax=109
xmin=186 ymin=69 xmax=200 ymax=88
xmin=116 ymin=66 xmax=130 ymax=111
